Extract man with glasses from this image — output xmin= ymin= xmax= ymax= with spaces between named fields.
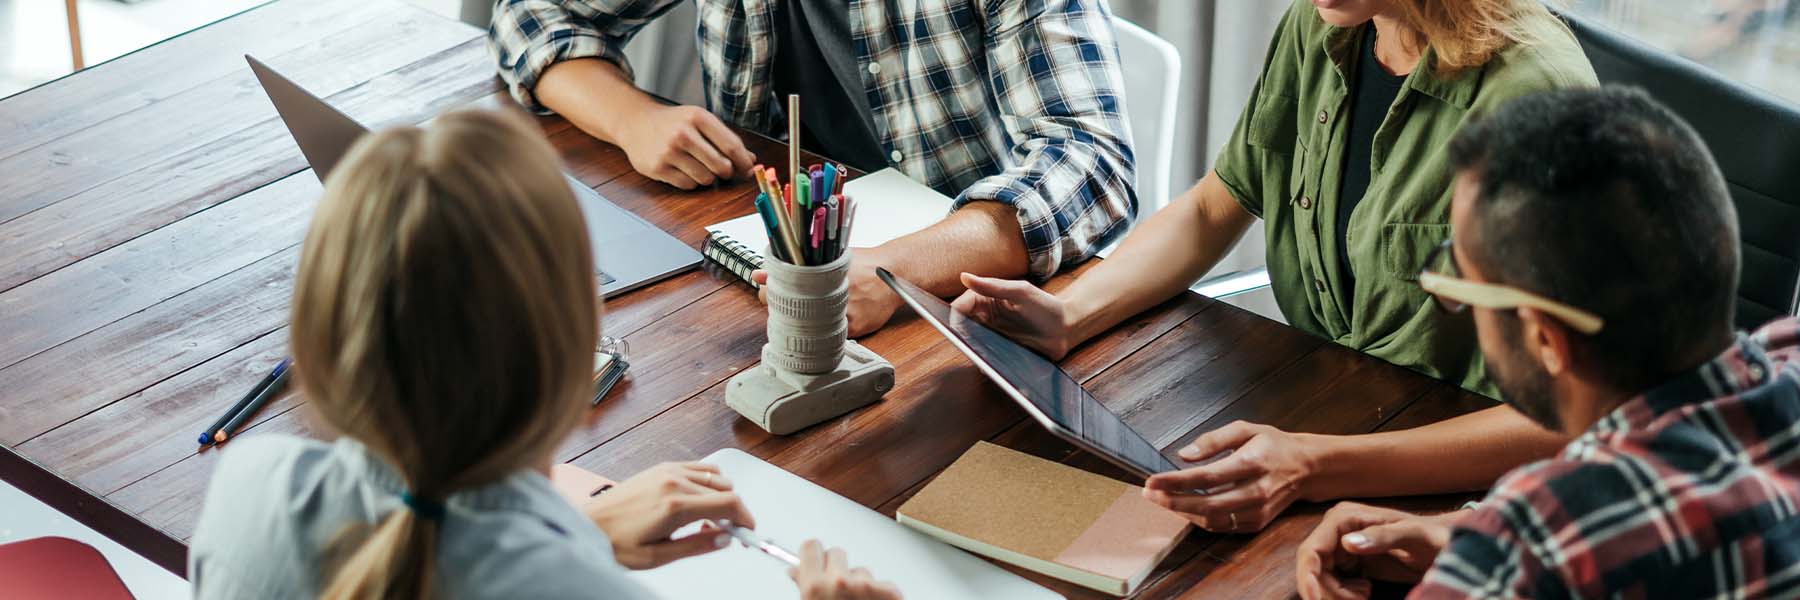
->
xmin=1294 ymin=87 xmax=1800 ymax=599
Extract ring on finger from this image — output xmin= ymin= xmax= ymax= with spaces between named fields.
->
xmin=1228 ymin=512 xmax=1239 ymax=531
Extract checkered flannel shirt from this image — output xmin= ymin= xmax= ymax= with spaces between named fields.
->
xmin=1413 ymin=317 xmax=1800 ymax=598
xmin=490 ymin=0 xmax=1138 ymax=278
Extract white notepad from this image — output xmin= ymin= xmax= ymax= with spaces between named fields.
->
xmin=705 ymin=168 xmax=956 ymax=260
xmin=628 ymin=449 xmax=1058 ymax=599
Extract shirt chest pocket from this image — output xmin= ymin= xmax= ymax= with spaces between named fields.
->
xmin=1380 ymin=223 xmax=1451 ymax=281
xmin=1246 ymin=91 xmax=1299 ymax=154
xmin=1244 ymin=91 xmax=1310 ymax=205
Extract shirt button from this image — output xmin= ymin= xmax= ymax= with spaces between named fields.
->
xmin=1314 ymin=279 xmax=1326 ymax=293
xmin=1298 ymin=196 xmax=1313 ymax=210
xmin=867 ymin=62 xmax=882 ymax=75
xmin=1317 ymin=110 xmax=1329 ymax=124
xmin=890 ymin=150 xmax=903 ymax=163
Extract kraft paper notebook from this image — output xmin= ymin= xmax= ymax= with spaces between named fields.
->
xmin=703 ymin=168 xmax=955 ymax=286
xmin=550 ymin=449 xmax=1056 ymax=599
xmin=897 ymin=441 xmax=1192 ymax=596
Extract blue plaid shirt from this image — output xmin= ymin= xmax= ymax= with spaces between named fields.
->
xmin=490 ymin=0 xmax=1138 ymax=278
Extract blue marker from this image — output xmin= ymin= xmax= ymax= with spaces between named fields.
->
xmin=753 ymin=192 xmax=786 ymax=262
xmin=214 ymin=359 xmax=292 ymax=444
xmin=200 ymin=357 xmax=290 ymax=446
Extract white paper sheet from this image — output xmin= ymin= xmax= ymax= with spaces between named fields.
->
xmin=628 ymin=449 xmax=1059 ymax=599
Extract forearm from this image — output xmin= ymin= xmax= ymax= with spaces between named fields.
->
xmin=1301 ymin=405 xmax=1567 ymax=500
xmin=1060 ymin=173 xmax=1254 ymax=344
xmin=535 ymin=58 xmax=664 ymax=146
xmin=866 ymin=201 xmax=1028 ymax=297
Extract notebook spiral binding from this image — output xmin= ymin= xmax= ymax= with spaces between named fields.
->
xmin=702 ymin=231 xmax=765 ymax=288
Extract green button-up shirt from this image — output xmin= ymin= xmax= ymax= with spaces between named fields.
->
xmin=1215 ymin=0 xmax=1595 ymax=396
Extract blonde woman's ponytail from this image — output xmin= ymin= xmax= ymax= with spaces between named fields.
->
xmin=321 ymin=507 xmax=438 ymax=600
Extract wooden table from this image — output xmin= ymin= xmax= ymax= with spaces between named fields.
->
xmin=0 ymin=1 xmax=1488 ymax=597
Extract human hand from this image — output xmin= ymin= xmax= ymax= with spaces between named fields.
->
xmin=949 ymin=272 xmax=1075 ymax=360
xmin=1142 ymin=421 xmax=1321 ymax=533
xmin=750 ymin=253 xmax=901 ymax=338
xmin=789 ymin=540 xmax=903 ymax=600
xmin=842 ymin=255 xmax=904 ymax=338
xmin=614 ymin=104 xmax=755 ymax=190
xmin=1294 ymin=502 xmax=1461 ymax=600
xmin=581 ymin=462 xmax=754 ymax=569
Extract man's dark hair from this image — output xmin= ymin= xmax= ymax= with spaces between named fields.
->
xmin=1448 ymin=86 xmax=1739 ymax=394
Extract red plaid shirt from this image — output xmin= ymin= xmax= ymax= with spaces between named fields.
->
xmin=1413 ymin=317 xmax=1800 ymax=599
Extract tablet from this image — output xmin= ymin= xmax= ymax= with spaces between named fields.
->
xmin=878 ymin=268 xmax=1180 ymax=477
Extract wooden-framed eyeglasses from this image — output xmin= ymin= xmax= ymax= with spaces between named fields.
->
xmin=1417 ymin=239 xmax=1604 ymax=335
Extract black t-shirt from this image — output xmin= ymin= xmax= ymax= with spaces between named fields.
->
xmin=1336 ymin=26 xmax=1407 ymax=290
xmin=770 ymin=0 xmax=887 ymax=172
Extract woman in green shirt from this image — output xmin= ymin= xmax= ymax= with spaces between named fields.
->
xmin=952 ymin=0 xmax=1594 ymax=532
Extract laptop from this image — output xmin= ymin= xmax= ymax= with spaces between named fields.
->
xmin=245 ymin=55 xmax=700 ymax=298
xmin=877 ymin=268 xmax=1183 ymax=478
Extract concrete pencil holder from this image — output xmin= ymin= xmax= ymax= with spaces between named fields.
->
xmin=725 ymin=247 xmax=895 ymax=435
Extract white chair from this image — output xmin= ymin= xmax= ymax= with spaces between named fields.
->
xmin=1110 ymin=18 xmax=1181 ymax=222
xmin=459 ymin=0 xmax=491 ymax=28
xmin=1112 ymin=20 xmax=1271 ymax=300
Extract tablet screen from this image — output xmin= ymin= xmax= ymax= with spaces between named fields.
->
xmin=879 ymin=270 xmax=1179 ymax=476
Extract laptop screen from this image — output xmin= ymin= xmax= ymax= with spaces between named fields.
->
xmin=878 ymin=269 xmax=1179 ymax=476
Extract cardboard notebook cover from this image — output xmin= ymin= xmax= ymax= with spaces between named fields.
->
xmin=896 ymin=441 xmax=1191 ymax=596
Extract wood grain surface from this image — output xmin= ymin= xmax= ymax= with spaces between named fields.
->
xmin=0 ymin=1 xmax=1492 ymax=596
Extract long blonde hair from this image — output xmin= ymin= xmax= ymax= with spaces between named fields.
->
xmin=290 ymin=109 xmax=598 ymax=599
xmin=1391 ymin=0 xmax=1557 ymax=73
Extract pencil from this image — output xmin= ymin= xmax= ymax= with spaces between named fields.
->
xmin=200 ymin=357 xmax=288 ymax=445
xmin=787 ymin=94 xmax=801 ymax=209
xmin=771 ymin=185 xmax=806 ymax=264
xmin=214 ymin=362 xmax=291 ymax=443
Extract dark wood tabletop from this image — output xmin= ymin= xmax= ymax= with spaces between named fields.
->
xmin=0 ymin=0 xmax=1489 ymax=597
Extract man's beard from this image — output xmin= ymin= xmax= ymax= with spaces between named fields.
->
xmin=1490 ymin=325 xmax=1562 ymax=432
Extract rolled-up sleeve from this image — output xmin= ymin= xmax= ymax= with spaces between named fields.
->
xmin=489 ymin=0 xmax=685 ymax=112
xmin=959 ymin=0 xmax=1137 ymax=280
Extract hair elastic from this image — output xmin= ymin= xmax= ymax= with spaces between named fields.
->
xmin=399 ymin=491 xmax=446 ymax=521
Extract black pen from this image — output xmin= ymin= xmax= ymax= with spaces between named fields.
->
xmin=199 ymin=357 xmax=289 ymax=446
xmin=213 ymin=359 xmax=292 ymax=444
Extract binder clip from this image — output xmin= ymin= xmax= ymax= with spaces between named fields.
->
xmin=592 ymin=336 xmax=629 ymax=406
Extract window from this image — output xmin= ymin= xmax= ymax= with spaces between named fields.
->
xmin=1568 ymin=0 xmax=1800 ymax=104
xmin=0 ymin=0 xmax=463 ymax=99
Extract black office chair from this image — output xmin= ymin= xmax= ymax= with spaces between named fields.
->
xmin=1561 ymin=11 xmax=1800 ymax=330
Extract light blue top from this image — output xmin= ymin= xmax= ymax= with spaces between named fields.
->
xmin=188 ymin=435 xmax=655 ymax=599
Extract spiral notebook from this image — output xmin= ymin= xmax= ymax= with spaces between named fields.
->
xmin=704 ymin=168 xmax=956 ymax=287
